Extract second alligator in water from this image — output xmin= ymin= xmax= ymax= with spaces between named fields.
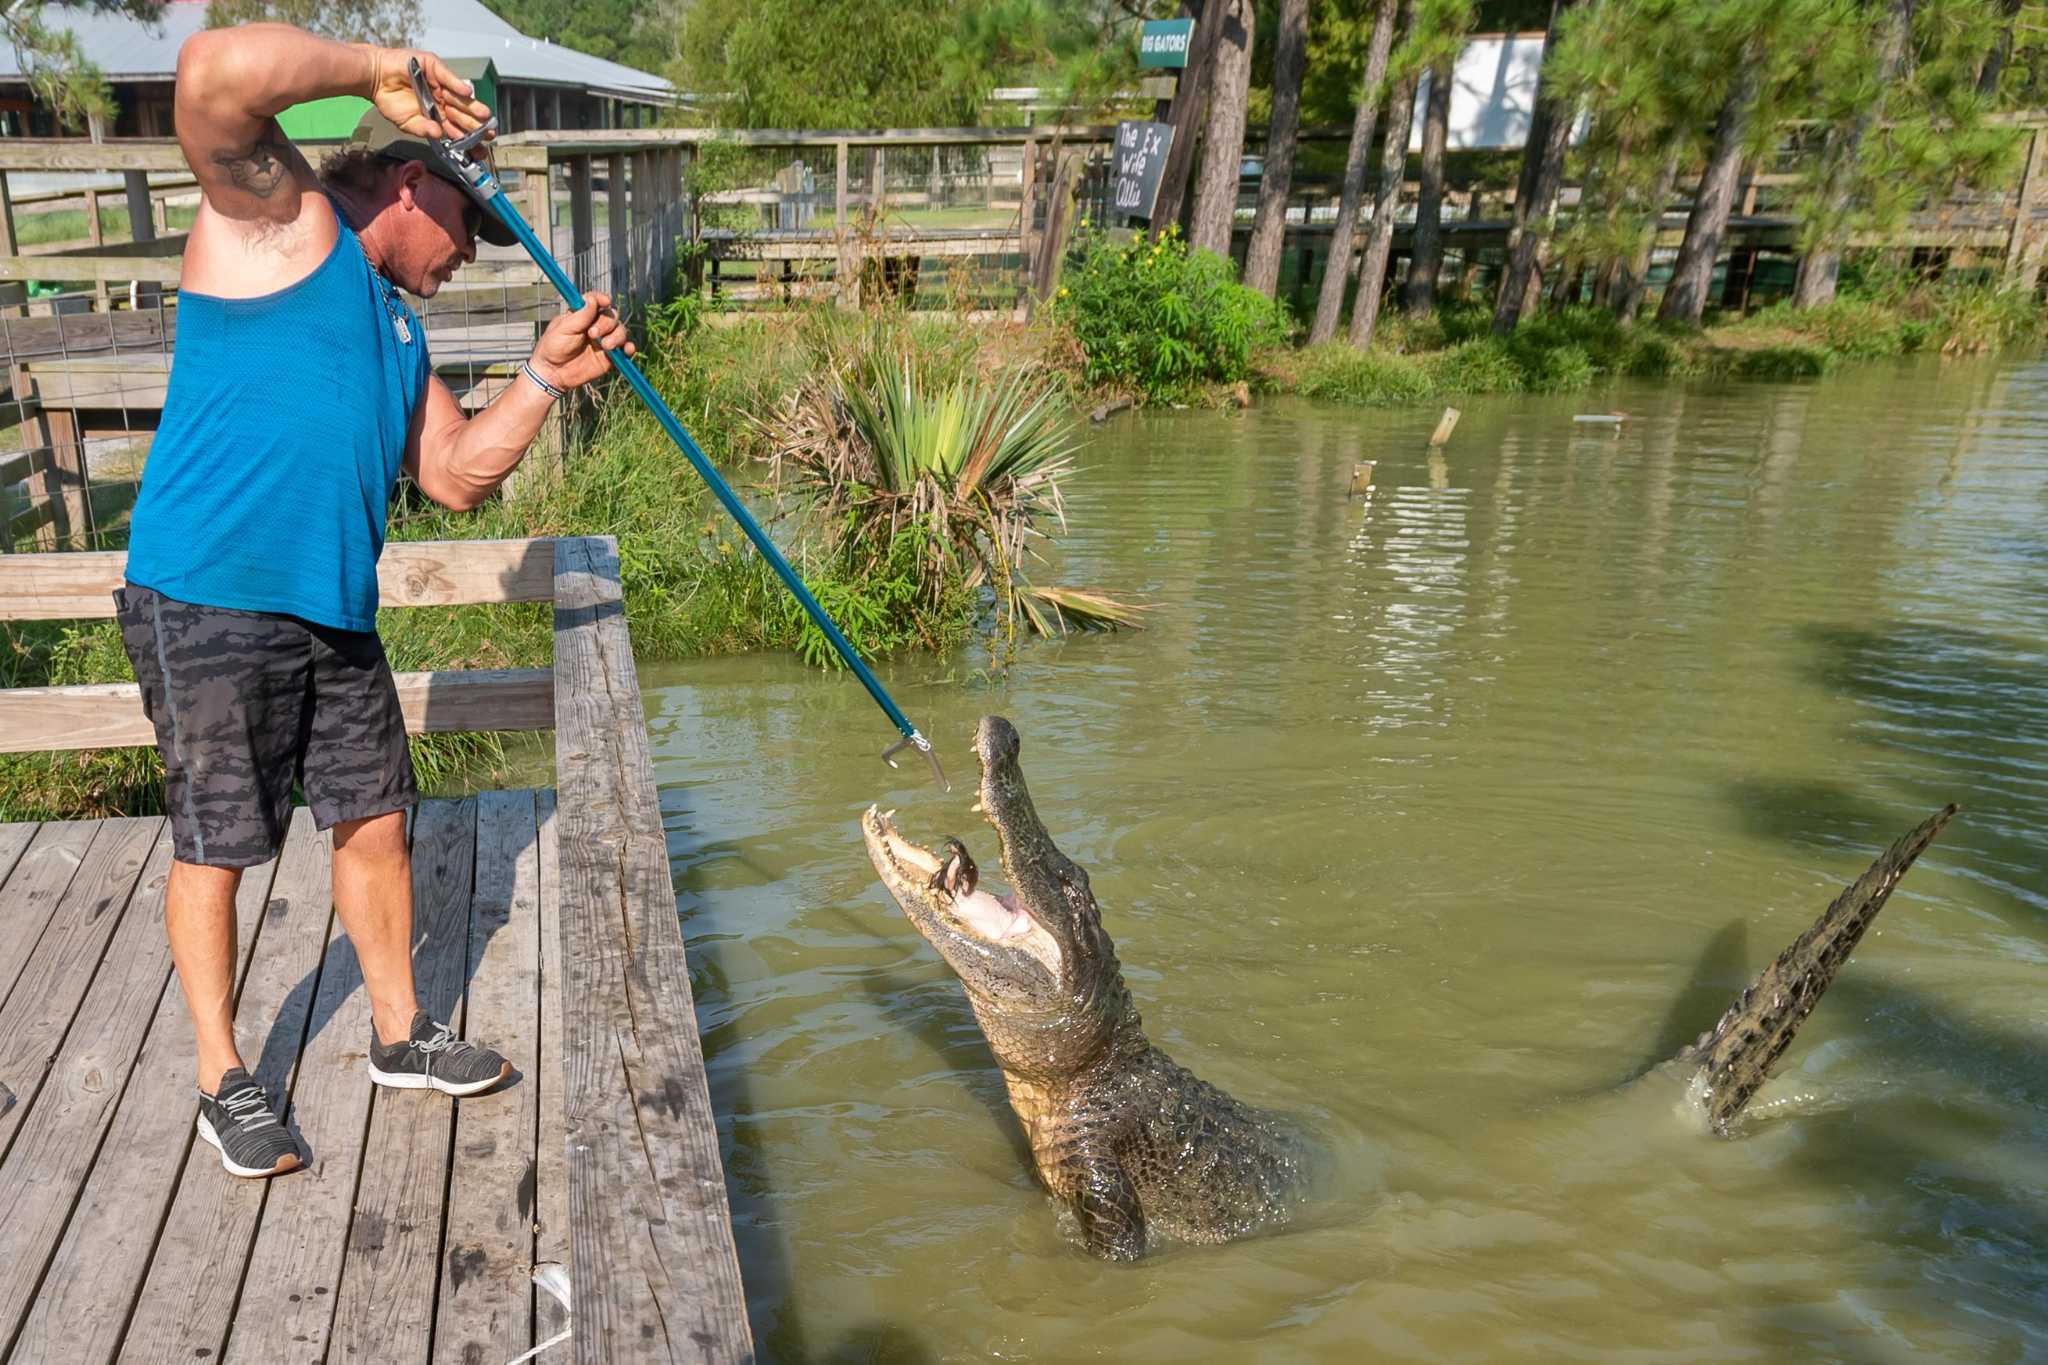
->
xmin=863 ymin=715 xmax=1957 ymax=1261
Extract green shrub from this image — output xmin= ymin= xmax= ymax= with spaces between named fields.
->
xmin=1731 ymin=344 xmax=1832 ymax=378
xmin=1432 ymin=337 xmax=1528 ymax=394
xmin=1296 ymin=344 xmax=1436 ymax=405
xmin=1055 ymin=225 xmax=1289 ymax=401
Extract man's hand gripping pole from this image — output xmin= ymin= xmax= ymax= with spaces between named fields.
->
xmin=403 ymin=60 xmax=949 ymax=791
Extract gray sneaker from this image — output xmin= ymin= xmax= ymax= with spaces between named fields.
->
xmin=196 ymin=1068 xmax=301 ymax=1178
xmin=368 ymin=1010 xmax=511 ymax=1096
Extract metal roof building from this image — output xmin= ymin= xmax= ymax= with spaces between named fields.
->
xmin=0 ymin=0 xmax=675 ymax=138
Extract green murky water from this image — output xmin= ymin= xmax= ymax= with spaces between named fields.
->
xmin=640 ymin=355 xmax=2048 ymax=1363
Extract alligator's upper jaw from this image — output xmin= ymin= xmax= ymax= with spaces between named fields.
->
xmin=862 ymin=807 xmax=1061 ymax=967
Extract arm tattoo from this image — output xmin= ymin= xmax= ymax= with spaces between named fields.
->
xmin=211 ymin=126 xmax=292 ymax=198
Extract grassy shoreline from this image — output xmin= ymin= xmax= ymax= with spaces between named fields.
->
xmin=2 ymin=277 xmax=2040 ymax=821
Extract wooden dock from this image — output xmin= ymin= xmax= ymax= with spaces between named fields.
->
xmin=0 ymin=536 xmax=753 ymax=1365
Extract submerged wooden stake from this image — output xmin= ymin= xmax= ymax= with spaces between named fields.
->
xmin=1429 ymin=406 xmax=1461 ymax=446
xmin=1348 ymin=460 xmax=1376 ymax=497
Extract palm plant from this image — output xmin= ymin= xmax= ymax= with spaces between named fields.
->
xmin=763 ymin=347 xmax=1142 ymax=640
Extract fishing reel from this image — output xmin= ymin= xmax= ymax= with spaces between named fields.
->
xmin=406 ymin=57 xmax=502 ymax=198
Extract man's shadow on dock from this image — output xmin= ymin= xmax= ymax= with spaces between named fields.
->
xmin=252 ymin=797 xmax=532 ymax=1146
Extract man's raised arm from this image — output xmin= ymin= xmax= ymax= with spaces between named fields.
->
xmin=174 ymin=24 xmax=489 ymax=226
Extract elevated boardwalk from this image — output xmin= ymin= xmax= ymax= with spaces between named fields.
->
xmin=0 ymin=537 xmax=752 ymax=1364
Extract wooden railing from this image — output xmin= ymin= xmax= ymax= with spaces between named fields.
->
xmin=0 ymin=538 xmax=557 ymax=748
xmin=0 ymin=534 xmax=755 ymax=1362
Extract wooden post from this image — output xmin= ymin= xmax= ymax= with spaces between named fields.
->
xmin=631 ymin=149 xmax=653 ymax=301
xmin=834 ymin=140 xmax=848 ymax=228
xmin=569 ymin=156 xmax=594 ymax=292
xmin=0 ymin=171 xmax=16 ymax=259
xmin=84 ymin=188 xmax=108 ymax=311
xmin=1017 ymin=138 xmax=1037 ymax=289
xmin=525 ymin=161 xmax=552 ymax=256
xmin=1027 ymin=151 xmax=1081 ymax=317
xmin=124 ymin=171 xmax=159 ymax=310
xmin=1429 ymin=408 xmax=1460 ymax=447
xmin=866 ymin=147 xmax=884 ymax=220
xmin=673 ymin=146 xmax=692 ymax=292
xmin=2003 ymin=126 xmax=2047 ymax=284
xmin=606 ymin=153 xmax=629 ymax=304
xmin=39 ymin=400 xmax=88 ymax=550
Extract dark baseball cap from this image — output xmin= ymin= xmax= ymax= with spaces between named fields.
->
xmin=349 ymin=108 xmax=516 ymax=246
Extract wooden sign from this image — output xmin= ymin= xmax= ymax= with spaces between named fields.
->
xmin=1139 ymin=18 xmax=1195 ymax=68
xmin=1112 ymin=120 xmax=1175 ymax=221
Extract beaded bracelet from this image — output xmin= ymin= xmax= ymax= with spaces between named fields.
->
xmin=521 ymin=361 xmax=565 ymax=402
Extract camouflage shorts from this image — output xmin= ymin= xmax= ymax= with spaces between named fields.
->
xmin=114 ymin=582 xmax=417 ymax=868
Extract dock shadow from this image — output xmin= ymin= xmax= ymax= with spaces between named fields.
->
xmin=810 ymin=1322 xmax=935 ymax=1365
xmin=853 ymin=962 xmax=1033 ymax=1172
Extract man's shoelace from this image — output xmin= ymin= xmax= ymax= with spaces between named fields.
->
xmin=415 ymin=1023 xmax=479 ymax=1058
xmin=409 ymin=1022 xmax=493 ymax=1076
xmin=219 ymin=1086 xmax=278 ymax=1132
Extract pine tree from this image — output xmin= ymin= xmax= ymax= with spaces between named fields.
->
xmin=1191 ymin=0 xmax=1258 ymax=255
xmin=1493 ymin=0 xmax=1580 ymax=333
xmin=1309 ymin=0 xmax=1400 ymax=343
xmin=1402 ymin=54 xmax=1454 ymax=313
xmin=1244 ymin=0 xmax=1310 ymax=297
xmin=1792 ymin=0 xmax=1917 ymax=308
xmin=1350 ymin=47 xmax=1417 ymax=344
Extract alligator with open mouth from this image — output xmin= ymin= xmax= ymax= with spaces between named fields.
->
xmin=862 ymin=715 xmax=1957 ymax=1261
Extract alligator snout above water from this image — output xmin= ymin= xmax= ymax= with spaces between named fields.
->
xmin=863 ymin=715 xmax=1957 ymax=1261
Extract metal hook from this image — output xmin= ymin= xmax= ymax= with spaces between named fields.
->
xmin=883 ymin=731 xmax=950 ymax=792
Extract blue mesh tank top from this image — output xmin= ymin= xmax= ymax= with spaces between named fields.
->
xmin=125 ymin=208 xmax=429 ymax=633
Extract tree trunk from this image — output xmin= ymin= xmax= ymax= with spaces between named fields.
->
xmin=1493 ymin=0 xmax=1580 ymax=334
xmin=1402 ymin=55 xmax=1453 ymax=315
xmin=1244 ymin=0 xmax=1309 ymax=296
xmin=1658 ymin=52 xmax=1762 ymax=326
xmin=1190 ymin=0 xmax=1256 ymax=256
xmin=1308 ymin=0 xmax=1399 ymax=344
xmin=1977 ymin=0 xmax=2023 ymax=98
xmin=1617 ymin=142 xmax=1681 ymax=323
xmin=1351 ymin=63 xmax=1419 ymax=347
xmin=1793 ymin=0 xmax=1915 ymax=309
xmin=1150 ymin=0 xmax=1231 ymax=237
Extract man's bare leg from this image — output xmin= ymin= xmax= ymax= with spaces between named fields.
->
xmin=166 ymin=860 xmax=247 ymax=1093
xmin=331 ymin=809 xmax=421 ymax=1049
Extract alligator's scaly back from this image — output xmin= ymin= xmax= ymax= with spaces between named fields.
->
xmin=1678 ymin=804 xmax=1958 ymax=1132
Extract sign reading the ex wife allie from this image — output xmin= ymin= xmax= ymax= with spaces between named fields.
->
xmin=1111 ymin=120 xmax=1175 ymax=221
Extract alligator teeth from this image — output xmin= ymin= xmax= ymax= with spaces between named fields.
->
xmin=970 ymin=800 xmax=986 ymax=814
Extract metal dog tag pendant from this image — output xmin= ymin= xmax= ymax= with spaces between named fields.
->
xmin=392 ymin=312 xmax=412 ymax=345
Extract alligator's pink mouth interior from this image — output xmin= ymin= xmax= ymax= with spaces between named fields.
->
xmin=865 ymin=807 xmax=1038 ymax=944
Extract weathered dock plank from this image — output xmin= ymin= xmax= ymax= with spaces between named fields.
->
xmin=327 ymin=798 xmax=478 ymax=1364
xmin=433 ymin=789 xmax=543 ymax=1365
xmin=116 ymin=809 xmax=330 ymax=1365
xmin=533 ymin=789 xmax=570 ymax=1348
xmin=0 ymin=819 xmax=166 ymax=1354
xmin=0 ymin=821 xmax=98 ymax=1010
xmin=15 ymin=834 xmax=276 ymax=1365
xmin=220 ymin=843 xmax=384 ymax=1365
xmin=0 ymin=817 xmax=159 ymax=1161
xmin=0 ymin=824 xmax=39 ymax=904
xmin=552 ymin=535 xmax=751 ymax=1364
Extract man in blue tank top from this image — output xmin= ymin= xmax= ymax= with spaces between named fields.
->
xmin=115 ymin=23 xmax=633 ymax=1178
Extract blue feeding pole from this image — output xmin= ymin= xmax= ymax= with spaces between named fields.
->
xmin=408 ymin=62 xmax=947 ymax=790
